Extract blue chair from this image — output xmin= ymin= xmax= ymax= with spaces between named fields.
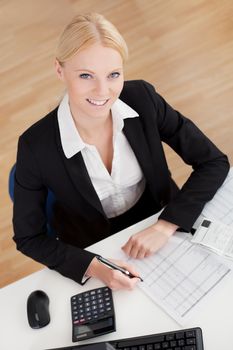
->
xmin=9 ymin=164 xmax=56 ymax=236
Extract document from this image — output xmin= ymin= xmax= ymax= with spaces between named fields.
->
xmin=117 ymin=232 xmax=230 ymax=325
xmin=202 ymin=167 xmax=233 ymax=225
xmin=191 ymin=219 xmax=233 ymax=259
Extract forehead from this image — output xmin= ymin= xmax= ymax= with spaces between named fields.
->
xmin=65 ymin=43 xmax=123 ymax=71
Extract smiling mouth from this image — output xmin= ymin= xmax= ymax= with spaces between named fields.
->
xmin=86 ymin=98 xmax=109 ymax=106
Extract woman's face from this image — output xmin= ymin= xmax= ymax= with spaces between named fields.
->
xmin=55 ymin=43 xmax=124 ymax=121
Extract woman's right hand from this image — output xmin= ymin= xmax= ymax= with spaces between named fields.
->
xmin=85 ymin=257 xmax=140 ymax=290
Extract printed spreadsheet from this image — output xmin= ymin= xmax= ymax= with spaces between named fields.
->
xmin=124 ymin=232 xmax=230 ymax=324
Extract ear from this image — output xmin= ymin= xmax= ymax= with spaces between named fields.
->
xmin=54 ymin=59 xmax=64 ymax=81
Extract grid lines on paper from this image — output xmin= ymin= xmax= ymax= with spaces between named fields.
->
xmin=132 ymin=234 xmax=230 ymax=319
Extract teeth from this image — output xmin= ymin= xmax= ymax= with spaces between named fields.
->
xmin=87 ymin=98 xmax=108 ymax=106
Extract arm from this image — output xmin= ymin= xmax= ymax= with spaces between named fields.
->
xmin=13 ymin=136 xmax=96 ymax=284
xmin=143 ymin=80 xmax=230 ymax=231
xmin=122 ymin=80 xmax=230 ymax=258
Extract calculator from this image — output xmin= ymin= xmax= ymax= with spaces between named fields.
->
xmin=70 ymin=286 xmax=116 ymax=342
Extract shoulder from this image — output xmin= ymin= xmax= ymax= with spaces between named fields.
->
xmin=120 ymin=80 xmax=158 ymax=103
xmin=120 ymin=80 xmax=159 ymax=109
xmin=121 ymin=79 xmax=156 ymax=96
xmin=17 ymin=107 xmax=60 ymax=159
xmin=20 ymin=107 xmax=58 ymax=143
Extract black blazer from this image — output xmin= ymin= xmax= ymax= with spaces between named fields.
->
xmin=13 ymin=80 xmax=230 ymax=284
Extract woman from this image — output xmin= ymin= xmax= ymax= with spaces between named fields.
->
xmin=13 ymin=13 xmax=229 ymax=290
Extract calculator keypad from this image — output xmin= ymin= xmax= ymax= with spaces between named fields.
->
xmin=71 ymin=286 xmax=114 ymax=325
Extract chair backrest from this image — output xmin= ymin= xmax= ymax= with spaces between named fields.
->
xmin=9 ymin=164 xmax=56 ymax=236
xmin=8 ymin=164 xmax=16 ymax=201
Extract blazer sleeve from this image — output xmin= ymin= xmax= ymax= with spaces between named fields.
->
xmin=13 ymin=135 xmax=96 ymax=284
xmin=142 ymin=80 xmax=230 ymax=231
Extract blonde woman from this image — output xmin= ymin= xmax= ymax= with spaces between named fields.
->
xmin=13 ymin=13 xmax=229 ymax=290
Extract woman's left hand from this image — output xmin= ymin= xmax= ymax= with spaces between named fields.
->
xmin=121 ymin=219 xmax=178 ymax=259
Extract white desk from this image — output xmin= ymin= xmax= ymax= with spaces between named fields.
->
xmin=1 ymin=213 xmax=233 ymax=350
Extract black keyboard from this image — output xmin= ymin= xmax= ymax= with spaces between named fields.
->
xmin=109 ymin=327 xmax=204 ymax=350
xmin=45 ymin=327 xmax=204 ymax=350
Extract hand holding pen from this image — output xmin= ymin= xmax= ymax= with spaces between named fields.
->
xmin=86 ymin=256 xmax=143 ymax=291
xmin=97 ymin=256 xmax=143 ymax=282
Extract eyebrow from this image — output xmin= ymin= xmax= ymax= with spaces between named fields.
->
xmin=74 ymin=68 xmax=123 ymax=73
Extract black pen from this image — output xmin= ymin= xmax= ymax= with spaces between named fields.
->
xmin=96 ymin=255 xmax=143 ymax=282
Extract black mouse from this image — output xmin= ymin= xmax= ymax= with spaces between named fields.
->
xmin=27 ymin=290 xmax=50 ymax=329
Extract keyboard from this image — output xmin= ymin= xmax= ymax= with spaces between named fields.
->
xmin=45 ymin=327 xmax=204 ymax=350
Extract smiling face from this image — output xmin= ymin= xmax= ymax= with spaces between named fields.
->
xmin=55 ymin=43 xmax=124 ymax=122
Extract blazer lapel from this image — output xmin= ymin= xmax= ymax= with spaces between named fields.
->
xmin=63 ymin=152 xmax=106 ymax=216
xmin=54 ymin=116 xmax=105 ymax=216
xmin=123 ymin=118 xmax=168 ymax=204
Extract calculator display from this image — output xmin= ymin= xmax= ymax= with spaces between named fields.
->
xmin=74 ymin=318 xmax=113 ymax=335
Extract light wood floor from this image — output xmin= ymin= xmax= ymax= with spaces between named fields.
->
xmin=1 ymin=0 xmax=233 ymax=288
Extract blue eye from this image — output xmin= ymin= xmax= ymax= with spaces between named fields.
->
xmin=109 ymin=72 xmax=120 ymax=79
xmin=79 ymin=73 xmax=92 ymax=79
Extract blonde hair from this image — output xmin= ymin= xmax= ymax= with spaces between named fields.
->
xmin=56 ymin=13 xmax=128 ymax=65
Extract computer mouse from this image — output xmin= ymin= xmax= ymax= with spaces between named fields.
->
xmin=27 ymin=290 xmax=50 ymax=329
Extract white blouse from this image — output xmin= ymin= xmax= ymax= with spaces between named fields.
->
xmin=58 ymin=94 xmax=145 ymax=218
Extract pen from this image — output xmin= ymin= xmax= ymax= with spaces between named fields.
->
xmin=96 ymin=255 xmax=143 ymax=282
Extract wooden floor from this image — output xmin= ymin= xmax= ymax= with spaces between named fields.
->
xmin=1 ymin=0 xmax=233 ymax=288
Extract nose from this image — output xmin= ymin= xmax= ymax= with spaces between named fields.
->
xmin=93 ymin=79 xmax=110 ymax=97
